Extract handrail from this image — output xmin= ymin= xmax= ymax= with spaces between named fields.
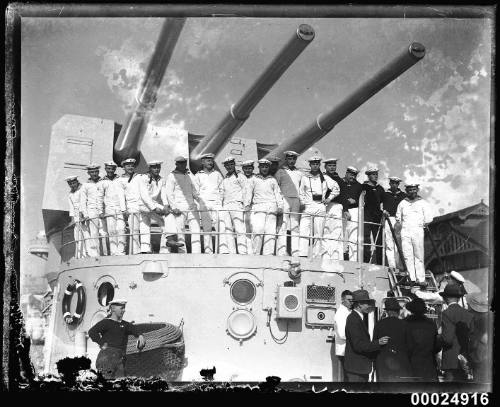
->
xmin=60 ymin=206 xmax=387 ymax=263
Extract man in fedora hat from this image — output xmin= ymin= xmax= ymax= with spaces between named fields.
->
xmin=372 ymin=298 xmax=411 ymax=381
xmin=467 ymin=292 xmax=492 ymax=383
xmin=88 ymin=299 xmax=145 ymax=379
xmin=344 ymin=289 xmax=389 ymax=382
xmin=439 ymin=283 xmax=474 ymax=382
xmin=405 ymin=298 xmax=441 ymax=382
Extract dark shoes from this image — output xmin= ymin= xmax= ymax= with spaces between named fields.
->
xmin=166 ymin=240 xmax=184 ymax=248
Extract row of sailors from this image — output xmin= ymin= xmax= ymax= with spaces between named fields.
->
xmin=66 ymin=151 xmax=433 ymax=282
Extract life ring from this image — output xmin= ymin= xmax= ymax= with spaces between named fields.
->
xmin=62 ymin=279 xmax=86 ymax=325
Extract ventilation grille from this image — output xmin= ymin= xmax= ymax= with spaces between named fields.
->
xmin=306 ymin=285 xmax=335 ymax=304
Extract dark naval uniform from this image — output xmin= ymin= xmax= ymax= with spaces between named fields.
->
xmin=382 ymin=188 xmax=406 ymax=269
xmin=343 ymin=178 xmax=364 ymax=260
xmin=89 ymin=318 xmax=141 ymax=379
xmin=362 ymin=181 xmax=385 ymax=264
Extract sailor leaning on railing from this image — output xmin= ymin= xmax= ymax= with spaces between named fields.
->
xmin=64 ymin=151 xmax=433 ymax=277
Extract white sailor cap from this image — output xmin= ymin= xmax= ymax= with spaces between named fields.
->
xmin=242 ymin=160 xmax=254 ymax=166
xmin=65 ymin=175 xmax=78 ymax=182
xmin=323 ymin=157 xmax=338 ymax=164
xmin=86 ymin=163 xmax=101 ymax=170
xmin=284 ymin=150 xmax=299 ymax=157
xmin=449 ymin=270 xmax=465 ymax=284
xmin=121 ymin=158 xmax=137 ymax=166
xmin=268 ymin=156 xmax=281 ymax=163
xmin=405 ymin=181 xmax=420 ymax=188
xmin=174 ymin=156 xmax=187 ymax=162
xmin=346 ymin=166 xmax=359 ymax=174
xmin=258 ymin=158 xmax=271 ymax=165
xmin=365 ymin=166 xmax=379 ymax=174
xmin=147 ymin=160 xmax=163 ymax=166
xmin=108 ymin=299 xmax=127 ymax=306
xmin=222 ymin=156 xmax=236 ymax=164
xmin=200 ymin=153 xmax=215 ymax=159
xmin=308 ymin=156 xmax=322 ymax=162
xmin=104 ymin=161 xmax=117 ymax=167
xmin=388 ymin=176 xmax=402 ymax=182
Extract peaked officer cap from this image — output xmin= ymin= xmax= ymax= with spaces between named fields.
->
xmin=147 ymin=160 xmax=163 ymax=166
xmin=104 ymin=161 xmax=117 ymax=167
xmin=109 ymin=299 xmax=127 ymax=306
xmin=258 ymin=159 xmax=271 ymax=165
xmin=323 ymin=158 xmax=338 ymax=164
xmin=121 ymin=158 xmax=137 ymax=165
xmin=174 ymin=156 xmax=187 ymax=162
xmin=346 ymin=166 xmax=359 ymax=174
xmin=242 ymin=160 xmax=254 ymax=166
xmin=200 ymin=153 xmax=215 ymax=159
xmin=405 ymin=182 xmax=420 ymax=188
xmin=65 ymin=175 xmax=78 ymax=182
xmin=449 ymin=270 xmax=465 ymax=284
xmin=388 ymin=176 xmax=402 ymax=182
xmin=365 ymin=166 xmax=379 ymax=174
xmin=284 ymin=150 xmax=299 ymax=157
xmin=308 ymin=155 xmax=322 ymax=162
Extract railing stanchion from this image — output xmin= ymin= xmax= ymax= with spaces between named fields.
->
xmin=358 ymin=191 xmax=366 ymax=263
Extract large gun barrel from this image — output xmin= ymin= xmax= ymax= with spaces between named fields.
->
xmin=113 ymin=18 xmax=185 ymax=164
xmin=189 ymin=24 xmax=315 ymax=169
xmin=264 ymin=42 xmax=425 ymax=159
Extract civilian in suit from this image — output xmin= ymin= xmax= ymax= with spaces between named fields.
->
xmin=344 ymin=289 xmax=389 ymax=382
xmin=373 ymin=298 xmax=412 ymax=381
xmin=439 ymin=283 xmax=474 ymax=382
xmin=405 ymin=298 xmax=442 ymax=382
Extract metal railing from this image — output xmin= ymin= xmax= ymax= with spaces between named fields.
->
xmin=61 ymin=195 xmax=387 ymax=264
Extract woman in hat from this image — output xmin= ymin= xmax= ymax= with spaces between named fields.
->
xmin=467 ymin=292 xmax=491 ymax=383
xmin=373 ymin=298 xmax=411 ymax=381
xmin=405 ymin=298 xmax=441 ymax=382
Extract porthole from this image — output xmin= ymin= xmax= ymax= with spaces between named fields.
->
xmin=230 ymin=279 xmax=256 ymax=305
xmin=97 ymin=282 xmax=115 ymax=306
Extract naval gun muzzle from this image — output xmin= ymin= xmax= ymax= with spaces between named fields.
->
xmin=189 ymin=24 xmax=315 ymax=171
xmin=264 ymin=42 xmax=426 ymax=159
xmin=113 ymin=18 xmax=185 ymax=164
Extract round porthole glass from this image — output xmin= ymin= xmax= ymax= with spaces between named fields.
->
xmin=227 ymin=309 xmax=256 ymax=340
xmin=230 ymin=279 xmax=256 ymax=305
xmin=97 ymin=282 xmax=115 ymax=306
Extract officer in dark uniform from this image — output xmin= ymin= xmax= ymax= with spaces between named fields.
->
xmin=362 ymin=167 xmax=385 ymax=264
xmin=382 ymin=176 xmax=406 ymax=269
xmin=342 ymin=166 xmax=364 ymax=261
xmin=89 ymin=299 xmax=145 ymax=379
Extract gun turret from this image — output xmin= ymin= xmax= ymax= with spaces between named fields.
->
xmin=189 ymin=24 xmax=315 ymax=171
xmin=264 ymin=42 xmax=425 ymax=159
xmin=113 ymin=18 xmax=185 ymax=164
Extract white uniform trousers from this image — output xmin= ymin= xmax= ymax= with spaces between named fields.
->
xmin=299 ymin=202 xmax=327 ymax=257
xmin=73 ymin=221 xmax=90 ymax=259
xmin=344 ymin=207 xmax=359 ymax=261
xmin=127 ymin=212 xmax=141 ymax=255
xmin=251 ymin=202 xmax=278 ymax=255
xmin=86 ymin=210 xmax=107 ymax=257
xmin=172 ymin=205 xmax=202 ymax=254
xmin=245 ymin=208 xmax=253 ymax=251
xmin=401 ymin=227 xmax=426 ymax=282
xmin=140 ymin=211 xmax=166 ymax=253
xmin=276 ymin=197 xmax=301 ymax=257
xmin=323 ymin=202 xmax=344 ymax=260
xmin=199 ymin=201 xmax=223 ymax=254
xmin=219 ymin=202 xmax=247 ymax=254
xmin=104 ymin=212 xmax=126 ymax=255
xmin=384 ymin=216 xmax=402 ymax=269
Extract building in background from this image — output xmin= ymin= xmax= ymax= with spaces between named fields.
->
xmin=424 ymin=201 xmax=490 ymax=294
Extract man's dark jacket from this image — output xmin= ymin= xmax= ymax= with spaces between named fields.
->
xmin=440 ymin=303 xmax=474 ymax=370
xmin=344 ymin=310 xmax=380 ymax=374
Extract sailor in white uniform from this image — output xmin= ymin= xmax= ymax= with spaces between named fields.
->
xmin=193 ymin=153 xmax=224 ymax=254
xmin=274 ymin=150 xmax=303 ymax=257
xmin=66 ymin=175 xmax=89 ymax=258
xmin=298 ymin=156 xmax=338 ymax=257
xmin=395 ymin=182 xmax=434 ymax=284
xmin=244 ymin=159 xmax=284 ymax=255
xmin=163 ymin=156 xmax=202 ymax=254
xmin=79 ymin=163 xmax=106 ymax=256
xmin=116 ymin=158 xmax=142 ymax=254
xmin=322 ymin=158 xmax=343 ymax=260
xmin=241 ymin=159 xmax=255 ymax=250
xmin=219 ymin=157 xmax=248 ymax=254
xmin=100 ymin=161 xmax=127 ymax=255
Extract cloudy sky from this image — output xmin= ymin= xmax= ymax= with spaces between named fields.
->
xmin=20 ymin=15 xmax=492 ymax=289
